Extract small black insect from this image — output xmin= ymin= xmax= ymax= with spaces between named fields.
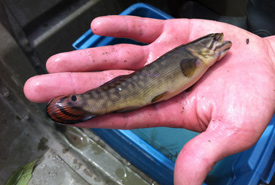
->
xmin=246 ymin=38 xmax=249 ymax=44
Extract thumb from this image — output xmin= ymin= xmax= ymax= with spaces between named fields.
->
xmin=174 ymin=127 xmax=253 ymax=185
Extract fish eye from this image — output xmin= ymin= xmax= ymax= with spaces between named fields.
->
xmin=71 ymin=95 xmax=77 ymax=102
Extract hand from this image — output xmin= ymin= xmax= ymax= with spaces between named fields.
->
xmin=24 ymin=16 xmax=275 ymax=184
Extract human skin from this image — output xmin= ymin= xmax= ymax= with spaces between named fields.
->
xmin=24 ymin=16 xmax=275 ymax=184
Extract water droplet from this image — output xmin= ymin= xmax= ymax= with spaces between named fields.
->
xmin=63 ymin=127 xmax=90 ymax=149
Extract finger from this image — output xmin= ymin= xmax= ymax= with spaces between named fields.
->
xmin=24 ymin=70 xmax=132 ymax=103
xmin=46 ymin=44 xmax=147 ymax=73
xmin=73 ymin=104 xmax=176 ymax=129
xmin=91 ymin=15 xmax=164 ymax=44
xmin=174 ymin=123 xmax=256 ymax=185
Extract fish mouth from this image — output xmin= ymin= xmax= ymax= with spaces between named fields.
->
xmin=214 ymin=33 xmax=224 ymax=41
xmin=217 ymin=41 xmax=232 ymax=60
xmin=214 ymin=33 xmax=232 ymax=60
xmin=214 ymin=33 xmax=232 ymax=49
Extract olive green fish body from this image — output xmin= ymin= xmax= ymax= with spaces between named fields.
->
xmin=47 ymin=33 xmax=232 ymax=124
xmin=84 ymin=50 xmax=203 ymax=112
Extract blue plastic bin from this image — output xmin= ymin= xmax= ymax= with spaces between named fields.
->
xmin=73 ymin=3 xmax=275 ymax=185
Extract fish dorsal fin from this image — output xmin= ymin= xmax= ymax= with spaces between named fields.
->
xmin=180 ymin=58 xmax=200 ymax=78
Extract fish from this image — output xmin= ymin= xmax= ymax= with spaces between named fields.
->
xmin=47 ymin=33 xmax=232 ymax=124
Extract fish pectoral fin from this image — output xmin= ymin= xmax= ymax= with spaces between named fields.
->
xmin=180 ymin=58 xmax=200 ymax=78
xmin=151 ymin=92 xmax=169 ymax=103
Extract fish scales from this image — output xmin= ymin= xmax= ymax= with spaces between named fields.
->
xmin=47 ymin=33 xmax=232 ymax=124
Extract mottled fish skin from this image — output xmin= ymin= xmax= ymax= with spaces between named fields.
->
xmin=47 ymin=33 xmax=232 ymax=124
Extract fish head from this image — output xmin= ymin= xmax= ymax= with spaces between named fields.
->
xmin=188 ymin=33 xmax=232 ymax=66
xmin=46 ymin=95 xmax=94 ymax=124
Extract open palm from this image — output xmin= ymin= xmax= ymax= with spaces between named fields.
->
xmin=24 ymin=16 xmax=275 ymax=184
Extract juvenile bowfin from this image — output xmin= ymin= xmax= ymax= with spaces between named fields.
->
xmin=180 ymin=58 xmax=200 ymax=78
xmin=46 ymin=33 xmax=232 ymax=124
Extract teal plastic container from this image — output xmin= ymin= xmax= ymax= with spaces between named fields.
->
xmin=73 ymin=3 xmax=275 ymax=185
